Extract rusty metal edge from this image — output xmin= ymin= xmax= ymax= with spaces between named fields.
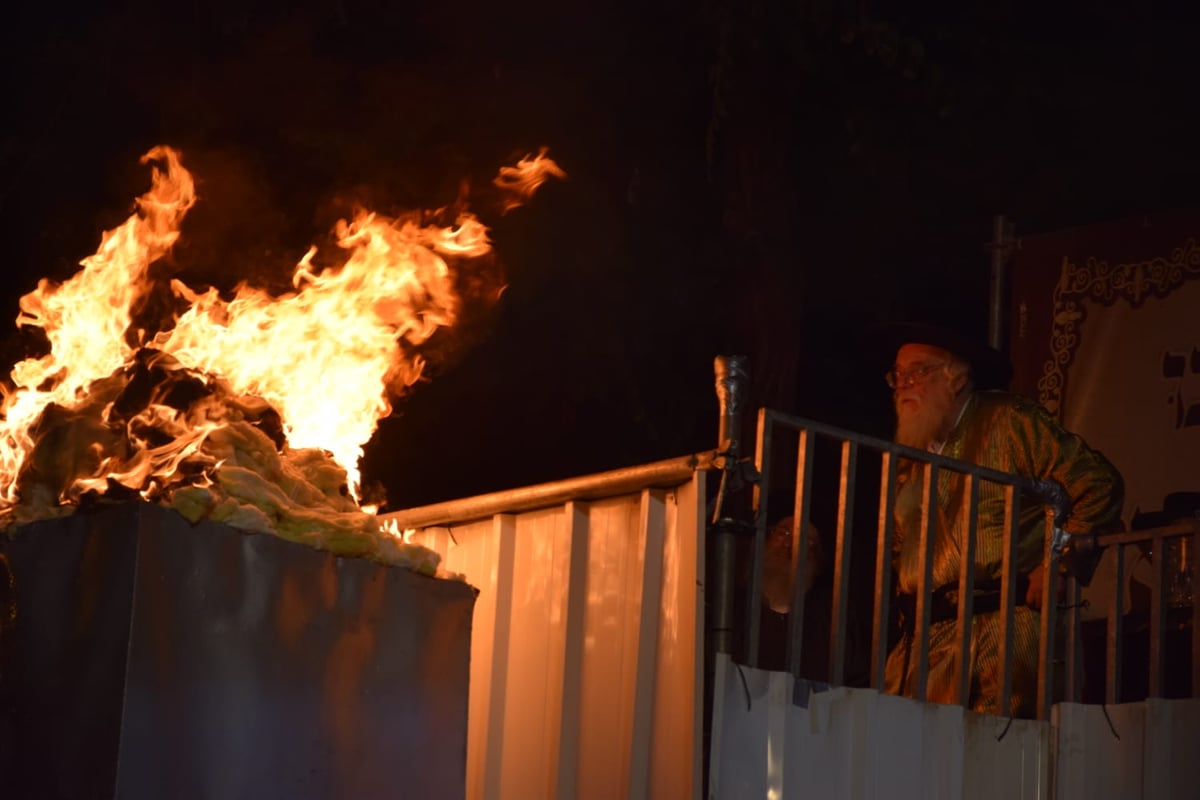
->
xmin=379 ymin=451 xmax=720 ymax=529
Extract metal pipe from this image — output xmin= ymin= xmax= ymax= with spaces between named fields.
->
xmin=1149 ymin=529 xmax=1167 ymax=696
xmin=954 ymin=474 xmax=979 ymax=706
xmin=914 ymin=462 xmax=938 ymax=703
xmin=998 ymin=484 xmax=1021 ymax=714
xmin=786 ymin=431 xmax=815 ymax=677
xmin=380 ymin=451 xmax=718 ymax=530
xmin=711 ymin=355 xmax=750 ymax=658
xmin=1036 ymin=506 xmax=1059 ymax=720
xmin=745 ymin=408 xmax=774 ymax=667
xmin=1064 ymin=577 xmax=1084 ymax=703
xmin=1106 ymin=544 xmax=1125 ymax=704
xmin=712 ymin=532 xmax=737 ymax=657
xmin=713 ymin=355 xmax=749 ymax=462
xmin=870 ymin=452 xmax=898 ymax=690
xmin=1095 ymin=519 xmax=1199 ymax=547
xmin=829 ymin=440 xmax=856 ymax=686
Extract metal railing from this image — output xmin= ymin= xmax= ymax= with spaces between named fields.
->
xmin=725 ymin=408 xmax=1199 ymax=721
xmin=1092 ymin=520 xmax=1200 ymax=703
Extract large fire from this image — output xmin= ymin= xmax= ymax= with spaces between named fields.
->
xmin=0 ymin=145 xmax=563 ymax=572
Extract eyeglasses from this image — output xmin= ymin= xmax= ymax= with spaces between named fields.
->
xmin=885 ymin=361 xmax=949 ymax=389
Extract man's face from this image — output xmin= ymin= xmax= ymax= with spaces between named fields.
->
xmin=892 ymin=343 xmax=961 ymax=449
xmin=762 ymin=516 xmax=822 ymax=613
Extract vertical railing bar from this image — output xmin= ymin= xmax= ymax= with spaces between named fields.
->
xmin=954 ymin=472 xmax=979 ymax=707
xmin=751 ymin=408 xmax=773 ymax=517
xmin=998 ymin=484 xmax=1020 ymax=715
xmin=786 ymin=429 xmax=815 ymax=677
xmin=871 ymin=451 xmax=898 ymax=690
xmin=1149 ymin=530 xmax=1167 ymax=698
xmin=1036 ymin=506 xmax=1058 ymax=721
xmin=829 ymin=439 xmax=857 ymax=686
xmin=1106 ymin=543 xmax=1125 ymax=704
xmin=744 ymin=409 xmax=775 ymax=668
xmin=1064 ymin=576 xmax=1083 ymax=703
xmin=914 ymin=462 xmax=938 ymax=703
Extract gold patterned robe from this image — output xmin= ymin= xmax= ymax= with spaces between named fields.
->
xmin=883 ymin=391 xmax=1124 ymax=717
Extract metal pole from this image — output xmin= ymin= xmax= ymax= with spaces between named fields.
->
xmin=711 ymin=355 xmax=748 ymax=656
xmin=713 ymin=356 xmax=748 ymax=467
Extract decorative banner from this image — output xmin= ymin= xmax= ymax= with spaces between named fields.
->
xmin=1009 ymin=209 xmax=1200 ymax=616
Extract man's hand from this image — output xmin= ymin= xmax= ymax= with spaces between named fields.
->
xmin=1025 ymin=564 xmax=1066 ymax=611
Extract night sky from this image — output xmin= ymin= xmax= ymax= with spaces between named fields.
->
xmin=3 ymin=1 xmax=1197 ymax=510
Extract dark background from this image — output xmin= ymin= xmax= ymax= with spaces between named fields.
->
xmin=2 ymin=0 xmax=1197 ymax=510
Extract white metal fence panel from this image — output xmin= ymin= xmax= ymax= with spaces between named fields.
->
xmin=1054 ymin=699 xmax=1200 ymax=800
xmin=405 ymin=475 xmax=705 ymax=800
xmin=709 ymin=655 xmax=1050 ymax=800
xmin=713 ymin=657 xmax=1200 ymax=800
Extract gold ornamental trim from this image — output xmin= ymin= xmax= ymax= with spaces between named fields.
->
xmin=1037 ymin=238 xmax=1200 ymax=417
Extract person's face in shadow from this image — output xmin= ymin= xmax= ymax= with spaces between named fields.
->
xmin=762 ymin=516 xmax=823 ymax=613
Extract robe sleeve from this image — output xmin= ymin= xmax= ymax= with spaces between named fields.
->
xmin=1009 ymin=397 xmax=1124 ymax=538
xmin=1006 ymin=396 xmax=1124 ymax=583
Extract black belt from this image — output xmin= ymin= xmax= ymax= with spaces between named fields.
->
xmin=896 ymin=575 xmax=1030 ymax=635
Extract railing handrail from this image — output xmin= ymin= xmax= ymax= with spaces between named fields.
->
xmin=758 ymin=408 xmax=1067 ymax=502
xmin=380 ymin=450 xmax=719 ymax=529
xmin=1097 ymin=518 xmax=1200 ymax=547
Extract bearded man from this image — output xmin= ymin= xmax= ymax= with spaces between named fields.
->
xmin=881 ymin=323 xmax=1123 ymax=717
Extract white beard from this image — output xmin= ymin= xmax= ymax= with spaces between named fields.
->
xmin=894 ymin=382 xmax=958 ymax=450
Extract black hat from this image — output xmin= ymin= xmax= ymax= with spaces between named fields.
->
xmin=876 ymin=321 xmax=1013 ymax=390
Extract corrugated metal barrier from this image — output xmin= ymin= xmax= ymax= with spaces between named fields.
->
xmin=711 ymin=657 xmax=1200 ymax=800
xmin=382 ymin=456 xmax=709 ymax=800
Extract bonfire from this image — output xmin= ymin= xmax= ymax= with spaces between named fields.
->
xmin=0 ymin=146 xmax=563 ymax=574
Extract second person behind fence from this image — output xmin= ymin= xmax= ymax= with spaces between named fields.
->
xmin=758 ymin=515 xmax=869 ymax=685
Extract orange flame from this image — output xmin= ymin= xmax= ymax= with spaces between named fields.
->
xmin=154 ymin=208 xmax=491 ymax=495
xmin=493 ymin=147 xmax=568 ymax=213
xmin=1 ymin=146 xmax=195 ymax=504
xmin=0 ymin=145 xmax=563 ymax=565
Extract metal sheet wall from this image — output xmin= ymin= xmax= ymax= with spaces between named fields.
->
xmin=0 ymin=502 xmax=476 ymax=800
xmin=1055 ymin=699 xmax=1200 ymax=800
xmin=405 ymin=476 xmax=706 ymax=800
xmin=710 ymin=655 xmax=1050 ymax=800
xmin=710 ymin=655 xmax=1200 ymax=800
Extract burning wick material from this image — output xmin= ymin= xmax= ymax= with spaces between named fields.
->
xmin=0 ymin=145 xmax=563 ymax=572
